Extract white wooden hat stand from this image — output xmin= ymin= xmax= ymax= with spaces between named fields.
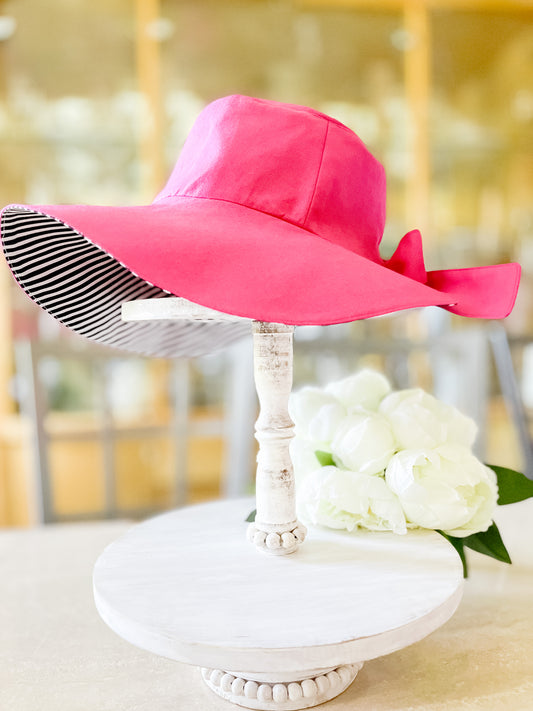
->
xmin=93 ymin=298 xmax=464 ymax=710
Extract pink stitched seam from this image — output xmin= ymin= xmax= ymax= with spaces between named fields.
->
xmin=155 ymin=193 xmax=323 ymax=237
xmin=303 ymin=120 xmax=330 ymax=226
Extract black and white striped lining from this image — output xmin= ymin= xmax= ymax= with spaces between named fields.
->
xmin=1 ymin=207 xmax=249 ymax=358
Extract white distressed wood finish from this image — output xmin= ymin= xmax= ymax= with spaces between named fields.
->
xmin=201 ymin=662 xmax=363 ymax=709
xmin=93 ymin=498 xmax=464 ymax=710
xmin=121 ymin=297 xmax=248 ymax=323
xmin=122 ymin=298 xmax=305 ymax=554
xmin=112 ymin=298 xmax=465 ymax=709
xmin=250 ymin=322 xmax=306 ymax=554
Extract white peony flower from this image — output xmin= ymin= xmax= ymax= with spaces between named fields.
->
xmin=288 ymin=386 xmax=342 ymax=441
xmin=325 ymin=369 xmax=391 ymax=412
xmin=385 ymin=444 xmax=498 ymax=537
xmin=297 ymin=465 xmax=407 ymax=534
xmin=307 ymin=401 xmax=347 ymax=449
xmin=289 ymin=438 xmax=323 ymax=484
xmin=331 ymin=411 xmax=396 ymax=476
xmin=379 ymin=387 xmax=477 ymax=450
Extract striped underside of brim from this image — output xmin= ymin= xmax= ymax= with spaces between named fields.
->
xmin=1 ymin=207 xmax=249 ymax=357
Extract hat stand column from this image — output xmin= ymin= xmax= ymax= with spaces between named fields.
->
xmin=202 ymin=320 xmax=361 ymax=708
xmin=93 ymin=297 xmax=464 ymax=711
xmin=246 ymin=321 xmax=307 ymax=556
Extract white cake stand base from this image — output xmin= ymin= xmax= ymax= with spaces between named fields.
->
xmin=93 ymin=498 xmax=463 ymax=710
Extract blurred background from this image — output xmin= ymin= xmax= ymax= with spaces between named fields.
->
xmin=1 ymin=0 xmax=533 ymax=527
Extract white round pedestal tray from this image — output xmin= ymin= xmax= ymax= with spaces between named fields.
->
xmin=93 ymin=498 xmax=463 ymax=710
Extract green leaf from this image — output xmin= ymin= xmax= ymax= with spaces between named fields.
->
xmin=437 ymin=531 xmax=469 ymax=577
xmin=485 ymin=463 xmax=533 ymax=505
xmin=315 ymin=450 xmax=335 ymax=467
xmin=246 ymin=509 xmax=256 ymax=523
xmin=463 ymin=522 xmax=512 ymax=565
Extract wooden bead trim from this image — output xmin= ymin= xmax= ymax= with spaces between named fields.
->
xmin=201 ymin=663 xmax=362 ymax=710
xmin=246 ymin=522 xmax=307 ymax=555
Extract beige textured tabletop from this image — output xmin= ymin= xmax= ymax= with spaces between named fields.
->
xmin=1 ymin=501 xmax=532 ymax=711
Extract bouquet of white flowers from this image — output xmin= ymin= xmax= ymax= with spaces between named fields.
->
xmin=285 ymin=369 xmax=533 ymax=576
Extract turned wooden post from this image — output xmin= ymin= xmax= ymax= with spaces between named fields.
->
xmin=247 ymin=321 xmax=307 ymax=555
xmin=121 ymin=298 xmax=307 ymax=554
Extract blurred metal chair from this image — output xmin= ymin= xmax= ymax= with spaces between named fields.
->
xmin=489 ymin=324 xmax=533 ymax=478
xmin=295 ymin=313 xmax=533 ymax=478
xmin=18 ymin=312 xmax=533 ymax=525
xmin=14 ymin=337 xmax=255 ymax=524
xmin=294 ymin=310 xmax=492 ymax=458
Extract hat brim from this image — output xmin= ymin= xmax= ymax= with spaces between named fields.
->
xmin=1 ymin=198 xmax=520 ymax=357
xmin=1 ymin=204 xmax=251 ymax=357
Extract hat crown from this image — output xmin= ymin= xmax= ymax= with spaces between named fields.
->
xmin=157 ymin=95 xmax=386 ymax=261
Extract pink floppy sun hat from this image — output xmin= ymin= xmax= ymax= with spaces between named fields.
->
xmin=1 ymin=94 xmax=521 ymax=357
